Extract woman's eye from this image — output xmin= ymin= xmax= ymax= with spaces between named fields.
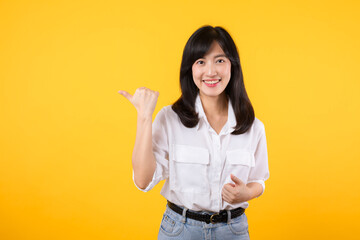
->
xmin=197 ymin=60 xmax=204 ymax=64
xmin=217 ymin=59 xmax=225 ymax=63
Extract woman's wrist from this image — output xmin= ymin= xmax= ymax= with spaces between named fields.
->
xmin=245 ymin=182 xmax=263 ymax=201
xmin=137 ymin=114 xmax=152 ymax=122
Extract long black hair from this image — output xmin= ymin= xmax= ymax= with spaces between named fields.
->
xmin=172 ymin=25 xmax=255 ymax=135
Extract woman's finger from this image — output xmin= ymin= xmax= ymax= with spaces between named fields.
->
xmin=222 ymin=185 xmax=235 ymax=198
xmin=222 ymin=190 xmax=231 ymax=203
xmin=222 ymin=183 xmax=235 ymax=194
xmin=118 ymin=90 xmax=133 ymax=102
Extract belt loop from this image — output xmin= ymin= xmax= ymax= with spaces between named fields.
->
xmin=227 ymin=210 xmax=231 ymax=224
xmin=181 ymin=207 xmax=188 ymax=223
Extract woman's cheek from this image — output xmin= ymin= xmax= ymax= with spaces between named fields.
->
xmin=192 ymin=69 xmax=202 ymax=85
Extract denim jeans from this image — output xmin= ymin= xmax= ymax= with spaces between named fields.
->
xmin=158 ymin=205 xmax=250 ymax=240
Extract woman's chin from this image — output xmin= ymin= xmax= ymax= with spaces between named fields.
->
xmin=199 ymin=89 xmax=226 ymax=98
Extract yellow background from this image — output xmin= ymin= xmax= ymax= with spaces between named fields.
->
xmin=1 ymin=0 xmax=360 ymax=239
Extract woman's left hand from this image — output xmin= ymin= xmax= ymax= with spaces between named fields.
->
xmin=221 ymin=174 xmax=251 ymax=204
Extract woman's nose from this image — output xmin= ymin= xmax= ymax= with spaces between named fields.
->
xmin=206 ymin=62 xmax=216 ymax=76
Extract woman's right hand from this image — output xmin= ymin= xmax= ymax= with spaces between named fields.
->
xmin=118 ymin=87 xmax=159 ymax=118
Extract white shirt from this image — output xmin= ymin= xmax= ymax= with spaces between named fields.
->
xmin=133 ymin=95 xmax=270 ymax=212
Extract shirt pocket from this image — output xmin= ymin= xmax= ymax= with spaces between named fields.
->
xmin=226 ymin=150 xmax=255 ymax=167
xmin=170 ymin=144 xmax=210 ymax=193
xmin=225 ymin=150 xmax=255 ymax=182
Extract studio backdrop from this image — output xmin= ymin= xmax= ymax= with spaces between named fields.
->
xmin=1 ymin=0 xmax=359 ymax=239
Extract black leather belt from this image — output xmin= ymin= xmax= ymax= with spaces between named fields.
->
xmin=167 ymin=201 xmax=245 ymax=224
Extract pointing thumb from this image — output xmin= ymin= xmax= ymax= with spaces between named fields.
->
xmin=118 ymin=90 xmax=133 ymax=102
xmin=230 ymin=174 xmax=243 ymax=185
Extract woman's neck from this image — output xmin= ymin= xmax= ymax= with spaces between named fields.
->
xmin=199 ymin=92 xmax=228 ymax=117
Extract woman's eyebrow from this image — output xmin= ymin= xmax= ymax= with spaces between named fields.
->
xmin=214 ymin=54 xmax=227 ymax=58
xmin=198 ymin=54 xmax=227 ymax=59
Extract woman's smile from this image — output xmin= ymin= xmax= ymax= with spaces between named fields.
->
xmin=203 ymin=79 xmax=221 ymax=87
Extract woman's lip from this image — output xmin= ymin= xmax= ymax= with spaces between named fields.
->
xmin=203 ymin=79 xmax=221 ymax=87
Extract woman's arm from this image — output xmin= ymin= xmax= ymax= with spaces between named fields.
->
xmin=119 ymin=87 xmax=159 ymax=189
xmin=246 ymin=182 xmax=263 ymax=200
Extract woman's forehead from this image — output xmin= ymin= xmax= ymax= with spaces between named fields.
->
xmin=200 ymin=41 xmax=227 ymax=58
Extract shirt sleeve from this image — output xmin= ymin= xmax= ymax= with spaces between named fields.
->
xmin=133 ymin=107 xmax=169 ymax=192
xmin=247 ymin=124 xmax=270 ymax=197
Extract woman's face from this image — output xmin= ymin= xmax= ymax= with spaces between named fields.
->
xmin=192 ymin=41 xmax=231 ymax=98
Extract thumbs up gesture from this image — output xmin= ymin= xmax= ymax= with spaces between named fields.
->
xmin=118 ymin=87 xmax=159 ymax=119
xmin=221 ymin=174 xmax=251 ymax=204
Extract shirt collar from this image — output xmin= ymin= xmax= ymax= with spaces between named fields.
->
xmin=195 ymin=94 xmax=237 ymax=134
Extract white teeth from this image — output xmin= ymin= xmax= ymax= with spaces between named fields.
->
xmin=204 ymin=80 xmax=220 ymax=84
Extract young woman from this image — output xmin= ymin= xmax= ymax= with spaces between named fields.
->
xmin=119 ymin=25 xmax=269 ymax=240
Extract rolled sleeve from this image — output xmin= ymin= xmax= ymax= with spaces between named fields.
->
xmin=132 ymin=108 xmax=169 ymax=192
xmin=248 ymin=124 xmax=270 ymax=198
